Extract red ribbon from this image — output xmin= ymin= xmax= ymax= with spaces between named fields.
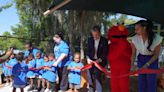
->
xmin=4 ymin=64 xmax=12 ymax=69
xmin=29 ymin=66 xmax=48 ymax=70
xmin=81 ymin=62 xmax=164 ymax=78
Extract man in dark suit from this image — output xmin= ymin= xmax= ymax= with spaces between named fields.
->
xmin=86 ymin=25 xmax=108 ymax=92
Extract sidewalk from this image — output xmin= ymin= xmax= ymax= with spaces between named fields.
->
xmin=0 ymin=84 xmax=30 ymax=92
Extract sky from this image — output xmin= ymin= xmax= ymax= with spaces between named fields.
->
xmin=0 ymin=0 xmax=19 ymax=35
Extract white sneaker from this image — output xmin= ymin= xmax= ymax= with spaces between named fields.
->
xmin=58 ymin=90 xmax=65 ymax=92
xmin=9 ymin=82 xmax=13 ymax=87
xmin=4 ymin=83 xmax=9 ymax=86
xmin=45 ymin=88 xmax=50 ymax=92
xmin=24 ymin=85 xmax=31 ymax=91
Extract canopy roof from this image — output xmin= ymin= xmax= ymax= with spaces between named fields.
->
xmin=48 ymin=0 xmax=164 ymax=24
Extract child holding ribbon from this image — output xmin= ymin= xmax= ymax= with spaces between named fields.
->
xmin=67 ymin=52 xmax=84 ymax=92
xmin=42 ymin=53 xmax=57 ymax=92
xmin=35 ymin=52 xmax=45 ymax=91
xmin=6 ymin=54 xmax=17 ymax=86
xmin=12 ymin=53 xmax=28 ymax=92
xmin=26 ymin=53 xmax=36 ymax=91
xmin=2 ymin=59 xmax=10 ymax=86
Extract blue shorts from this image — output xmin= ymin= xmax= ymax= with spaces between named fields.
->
xmin=13 ymin=84 xmax=26 ymax=88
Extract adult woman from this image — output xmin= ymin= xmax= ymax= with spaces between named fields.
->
xmin=131 ymin=20 xmax=163 ymax=92
xmin=53 ymin=32 xmax=72 ymax=92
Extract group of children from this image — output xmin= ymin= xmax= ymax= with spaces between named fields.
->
xmin=1 ymin=51 xmax=84 ymax=92
xmin=25 ymin=52 xmax=57 ymax=92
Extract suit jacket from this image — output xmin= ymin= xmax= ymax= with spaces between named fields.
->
xmin=86 ymin=36 xmax=108 ymax=67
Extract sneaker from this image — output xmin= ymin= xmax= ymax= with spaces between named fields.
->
xmin=4 ymin=83 xmax=9 ymax=86
xmin=27 ymin=85 xmax=34 ymax=91
xmin=9 ymin=82 xmax=13 ymax=87
xmin=41 ymin=88 xmax=46 ymax=92
xmin=58 ymin=90 xmax=65 ymax=92
xmin=45 ymin=88 xmax=50 ymax=92
xmin=33 ymin=88 xmax=38 ymax=92
xmin=36 ymin=87 xmax=41 ymax=92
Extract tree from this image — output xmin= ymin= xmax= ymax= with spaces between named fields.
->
xmin=11 ymin=0 xmax=137 ymax=57
xmin=0 ymin=3 xmax=12 ymax=13
xmin=0 ymin=32 xmax=24 ymax=50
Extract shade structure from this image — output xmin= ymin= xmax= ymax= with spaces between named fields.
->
xmin=47 ymin=0 xmax=164 ymax=24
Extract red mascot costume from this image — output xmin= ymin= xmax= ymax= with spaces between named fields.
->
xmin=108 ymin=25 xmax=132 ymax=92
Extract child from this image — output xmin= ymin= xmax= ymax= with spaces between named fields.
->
xmin=5 ymin=54 xmax=17 ymax=86
xmin=2 ymin=59 xmax=10 ymax=86
xmin=12 ymin=53 xmax=28 ymax=92
xmin=67 ymin=52 xmax=84 ymax=92
xmin=26 ymin=53 xmax=36 ymax=91
xmin=48 ymin=53 xmax=59 ymax=84
xmin=42 ymin=53 xmax=57 ymax=92
xmin=35 ymin=52 xmax=45 ymax=91
xmin=157 ymin=74 xmax=164 ymax=92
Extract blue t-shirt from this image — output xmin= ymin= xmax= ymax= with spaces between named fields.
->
xmin=26 ymin=59 xmax=36 ymax=68
xmin=42 ymin=61 xmax=50 ymax=73
xmin=35 ymin=58 xmax=44 ymax=75
xmin=8 ymin=58 xmax=18 ymax=75
xmin=2 ymin=61 xmax=10 ymax=76
xmin=24 ymin=48 xmax=41 ymax=58
xmin=1 ymin=63 xmax=5 ymax=73
xmin=42 ymin=60 xmax=57 ymax=82
xmin=2 ymin=61 xmax=8 ymax=72
xmin=68 ymin=61 xmax=84 ymax=85
xmin=42 ymin=61 xmax=50 ymax=66
xmin=35 ymin=58 xmax=44 ymax=68
xmin=54 ymin=41 xmax=72 ymax=67
xmin=25 ymin=59 xmax=36 ymax=78
xmin=43 ymin=60 xmax=56 ymax=72
xmin=8 ymin=58 xmax=17 ymax=67
xmin=12 ymin=62 xmax=28 ymax=86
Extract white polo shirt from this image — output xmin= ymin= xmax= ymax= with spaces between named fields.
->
xmin=94 ymin=38 xmax=100 ymax=59
xmin=132 ymin=34 xmax=163 ymax=55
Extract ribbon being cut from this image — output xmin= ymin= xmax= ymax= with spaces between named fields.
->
xmin=26 ymin=61 xmax=164 ymax=78
xmin=80 ymin=61 xmax=164 ymax=78
xmin=28 ymin=66 xmax=51 ymax=71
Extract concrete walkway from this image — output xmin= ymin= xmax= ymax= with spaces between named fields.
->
xmin=0 ymin=84 xmax=31 ymax=92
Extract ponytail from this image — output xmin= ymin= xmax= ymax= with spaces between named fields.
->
xmin=146 ymin=20 xmax=155 ymax=51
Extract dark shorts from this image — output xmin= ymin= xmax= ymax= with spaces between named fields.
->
xmin=69 ymin=83 xmax=81 ymax=89
xmin=13 ymin=84 xmax=26 ymax=88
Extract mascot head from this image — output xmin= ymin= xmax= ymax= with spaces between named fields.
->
xmin=108 ymin=25 xmax=129 ymax=43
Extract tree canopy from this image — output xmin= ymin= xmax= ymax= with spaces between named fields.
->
xmin=0 ymin=0 xmax=137 ymax=55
